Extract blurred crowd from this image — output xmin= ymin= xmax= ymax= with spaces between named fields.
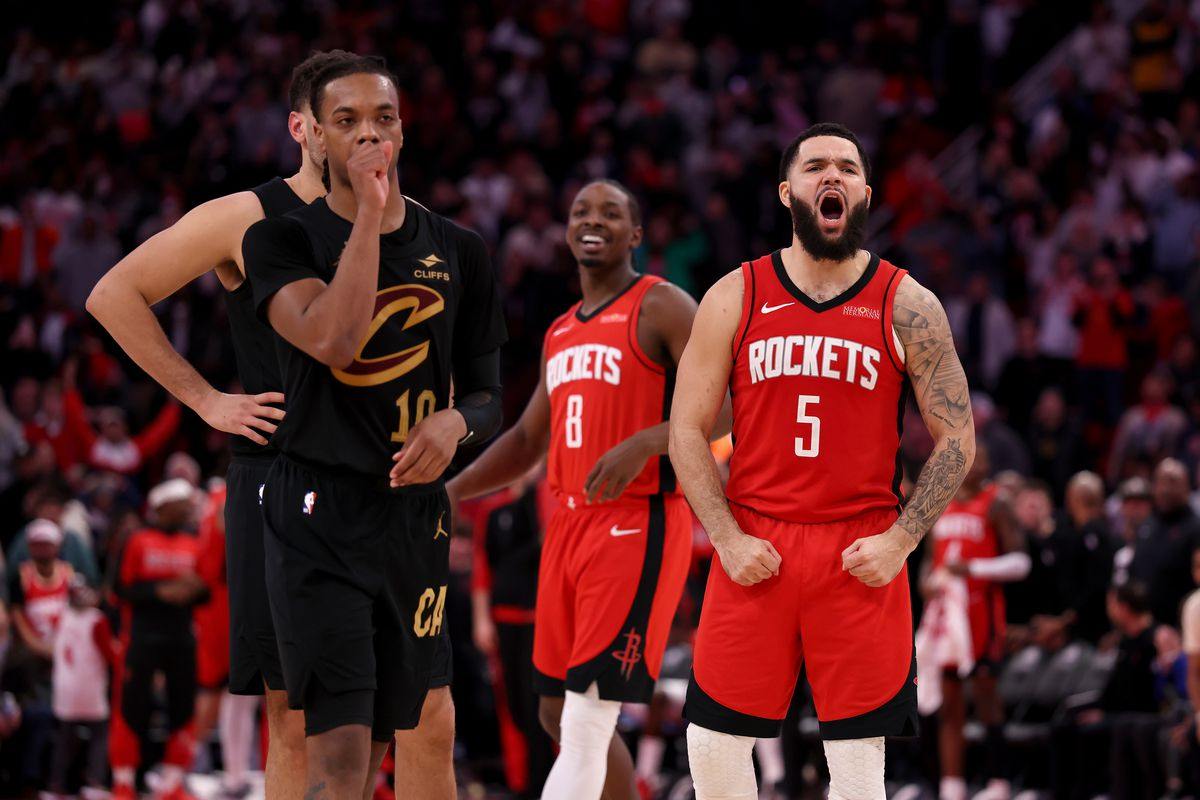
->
xmin=2 ymin=0 xmax=1200 ymax=797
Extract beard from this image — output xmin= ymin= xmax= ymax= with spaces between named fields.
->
xmin=789 ymin=193 xmax=869 ymax=262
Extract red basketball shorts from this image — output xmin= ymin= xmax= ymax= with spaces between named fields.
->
xmin=685 ymin=505 xmax=918 ymax=740
xmin=533 ymin=493 xmax=692 ymax=703
xmin=195 ymin=585 xmax=230 ymax=690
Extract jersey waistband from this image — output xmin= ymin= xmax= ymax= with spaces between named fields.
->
xmin=278 ymin=452 xmax=445 ymax=497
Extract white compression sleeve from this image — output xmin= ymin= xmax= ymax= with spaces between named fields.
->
xmin=686 ymin=724 xmax=757 ymax=800
xmin=823 ymin=737 xmax=885 ymax=800
xmin=967 ymin=551 xmax=1031 ymax=582
xmin=541 ymin=685 xmax=622 ymax=800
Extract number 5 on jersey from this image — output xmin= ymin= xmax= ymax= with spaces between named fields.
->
xmin=565 ymin=394 xmax=583 ymax=449
xmin=796 ymin=394 xmax=820 ymax=457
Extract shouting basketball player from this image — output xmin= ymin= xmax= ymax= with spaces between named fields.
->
xmin=669 ymin=122 xmax=975 ymax=800
xmin=448 ymin=179 xmax=718 ymax=799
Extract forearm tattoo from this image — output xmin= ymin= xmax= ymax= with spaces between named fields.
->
xmin=892 ymin=279 xmax=973 ymax=542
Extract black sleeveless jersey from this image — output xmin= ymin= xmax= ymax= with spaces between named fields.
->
xmin=226 ymin=178 xmax=305 ymax=457
xmin=243 ymin=197 xmax=507 ymax=479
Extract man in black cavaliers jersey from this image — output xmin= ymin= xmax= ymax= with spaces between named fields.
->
xmin=88 ymin=50 xmax=361 ymax=800
xmin=243 ymin=56 xmax=506 ymax=799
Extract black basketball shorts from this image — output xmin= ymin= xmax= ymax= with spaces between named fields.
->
xmin=261 ymin=454 xmax=452 ymax=741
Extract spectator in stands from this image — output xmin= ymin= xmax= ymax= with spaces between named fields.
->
xmin=947 ymin=272 xmax=1016 ymax=391
xmin=6 ymin=519 xmax=73 ymax=791
xmin=972 ymin=393 xmax=1031 ymax=476
xmin=994 ymin=318 xmax=1064 ymax=437
xmin=1130 ymin=459 xmax=1200 ymax=625
xmin=1073 ymin=256 xmax=1134 ymax=429
xmin=1027 ymin=387 xmax=1085 ymax=499
xmin=1109 ymin=371 xmax=1189 ymax=485
xmin=1112 ymin=477 xmax=1154 ymax=586
xmin=48 ymin=578 xmax=113 ymax=799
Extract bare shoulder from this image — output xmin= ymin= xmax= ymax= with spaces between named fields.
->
xmin=641 ymin=280 xmax=699 ymax=318
xmin=700 ymin=268 xmax=745 ymax=315
xmin=186 ymin=191 xmax=266 ymax=244
xmin=891 ymin=274 xmax=951 ymax=343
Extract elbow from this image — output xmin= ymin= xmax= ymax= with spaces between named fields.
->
xmin=85 ymin=275 xmax=112 ymax=320
xmin=312 ymin=336 xmax=359 ymax=370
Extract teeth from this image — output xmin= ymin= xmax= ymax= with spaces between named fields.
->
xmin=581 ymin=235 xmax=604 ymax=245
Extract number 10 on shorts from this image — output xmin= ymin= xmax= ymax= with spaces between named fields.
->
xmin=795 ymin=394 xmax=820 ymax=457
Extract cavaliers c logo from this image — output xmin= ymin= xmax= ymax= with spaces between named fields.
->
xmin=331 ymin=284 xmax=445 ymax=387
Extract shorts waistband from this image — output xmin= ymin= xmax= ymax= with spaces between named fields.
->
xmin=230 ymin=449 xmax=279 ymax=466
xmin=278 ymin=452 xmax=445 ymax=497
xmin=728 ymin=502 xmax=899 ymax=531
xmin=553 ymin=491 xmax=681 ymax=511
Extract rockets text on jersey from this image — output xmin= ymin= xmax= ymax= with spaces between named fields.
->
xmin=725 ymin=251 xmax=909 ymax=524
xmin=543 ymin=275 xmax=677 ymax=503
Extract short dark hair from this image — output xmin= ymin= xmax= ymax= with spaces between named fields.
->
xmin=1112 ymin=581 xmax=1149 ymax=615
xmin=584 ymin=179 xmax=642 ymax=227
xmin=778 ymin=122 xmax=872 ymax=184
xmin=308 ymin=54 xmax=399 ymax=121
xmin=288 ymin=50 xmax=360 ymax=112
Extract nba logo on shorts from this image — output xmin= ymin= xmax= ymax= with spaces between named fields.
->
xmin=302 ymin=491 xmax=316 ymax=516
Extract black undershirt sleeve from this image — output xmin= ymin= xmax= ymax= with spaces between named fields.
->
xmin=452 ymin=348 xmax=502 ymax=447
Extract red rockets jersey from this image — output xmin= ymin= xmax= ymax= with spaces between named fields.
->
xmin=16 ymin=561 xmax=74 ymax=642
xmin=725 ymin=251 xmax=908 ymax=524
xmin=117 ymin=526 xmax=205 ymax=640
xmin=931 ymin=484 xmax=1001 ymax=594
xmin=544 ymin=274 xmax=676 ymax=503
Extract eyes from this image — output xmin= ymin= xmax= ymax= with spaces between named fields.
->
xmin=571 ymin=207 xmax=621 ymax=219
xmin=334 ymin=114 xmax=398 ymax=127
xmin=806 ymin=164 xmax=858 ymax=175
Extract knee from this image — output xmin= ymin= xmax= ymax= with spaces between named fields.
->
xmin=686 ymin=724 xmax=757 ymax=800
xmin=264 ymin=691 xmax=306 ymax=753
xmin=410 ymin=688 xmax=455 ymax=757
xmin=823 ymin=737 xmax=886 ymax=800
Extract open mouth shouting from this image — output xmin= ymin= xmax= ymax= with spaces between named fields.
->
xmin=816 ymin=189 xmax=846 ymax=232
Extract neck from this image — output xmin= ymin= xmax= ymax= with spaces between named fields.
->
xmin=578 ymin=261 xmax=638 ymax=311
xmin=284 ymin=155 xmax=327 ymax=204
xmin=326 ymin=174 xmax=407 ymax=233
xmin=781 ymin=240 xmax=869 ymax=289
xmin=35 ymin=561 xmax=54 ymax=577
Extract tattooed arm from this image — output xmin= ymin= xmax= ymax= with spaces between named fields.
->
xmin=842 ymin=275 xmax=975 ymax=587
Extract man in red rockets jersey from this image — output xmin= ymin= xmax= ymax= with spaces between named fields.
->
xmin=669 ymin=122 xmax=976 ymax=800
xmin=922 ymin=444 xmax=1027 ymax=800
xmin=110 ymin=479 xmax=211 ymax=800
xmin=448 ymin=179 xmax=713 ymax=799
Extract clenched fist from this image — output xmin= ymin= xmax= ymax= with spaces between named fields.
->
xmin=715 ymin=530 xmax=782 ymax=586
xmin=841 ymin=525 xmax=913 ymax=587
xmin=347 ymin=140 xmax=393 ymax=213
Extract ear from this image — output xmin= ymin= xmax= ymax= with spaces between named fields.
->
xmin=287 ymin=111 xmax=306 ymax=146
xmin=629 ymin=223 xmax=644 ymax=250
xmin=397 ymin=119 xmax=404 ymax=151
xmin=778 ymin=181 xmax=792 ymax=208
xmin=865 ymin=184 xmax=872 ymax=208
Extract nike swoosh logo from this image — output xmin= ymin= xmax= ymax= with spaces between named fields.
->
xmin=761 ymin=301 xmax=795 ymax=314
xmin=610 ymin=525 xmax=642 ymax=537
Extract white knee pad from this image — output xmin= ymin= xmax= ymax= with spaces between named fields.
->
xmin=541 ymin=685 xmax=622 ymax=799
xmin=558 ymin=684 xmax=621 ymax=751
xmin=686 ymin=724 xmax=757 ymax=800
xmin=823 ymin=737 xmax=885 ymax=800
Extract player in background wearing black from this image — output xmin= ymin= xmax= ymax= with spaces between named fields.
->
xmin=243 ymin=56 xmax=506 ymax=800
xmin=88 ymin=50 xmax=362 ymax=800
